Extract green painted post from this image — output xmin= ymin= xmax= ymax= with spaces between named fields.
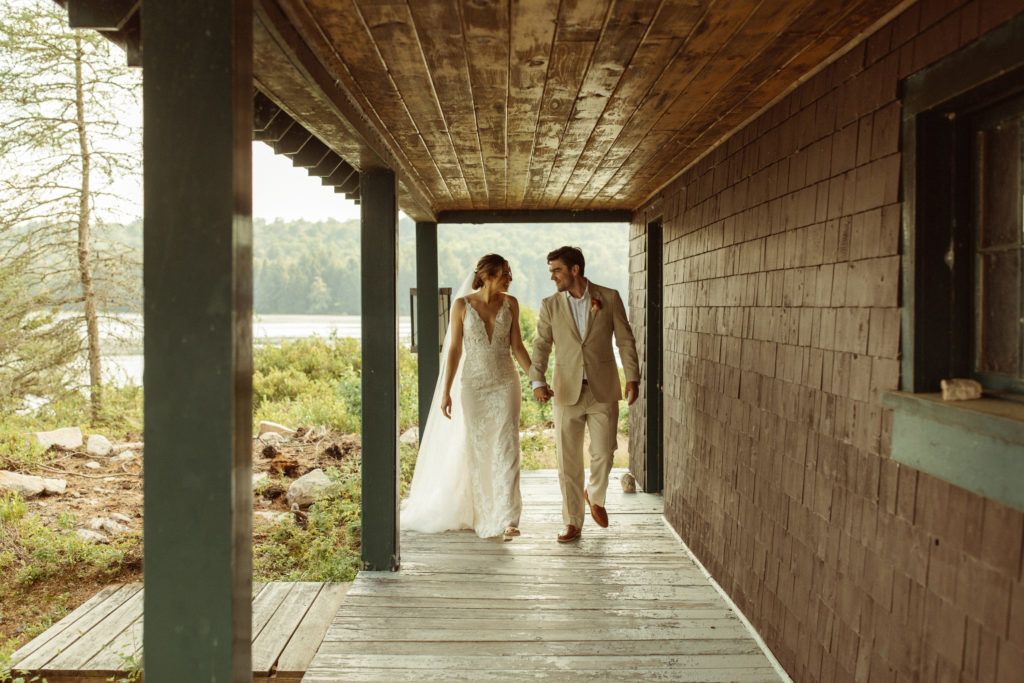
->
xmin=361 ymin=169 xmax=400 ymax=571
xmin=141 ymin=1 xmax=253 ymax=679
xmin=644 ymin=221 xmax=663 ymax=493
xmin=415 ymin=222 xmax=439 ymax=442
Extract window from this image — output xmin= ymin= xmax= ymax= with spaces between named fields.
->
xmin=900 ymin=14 xmax=1024 ymax=397
xmin=970 ymin=98 xmax=1024 ymax=392
xmin=882 ymin=16 xmax=1024 ymax=513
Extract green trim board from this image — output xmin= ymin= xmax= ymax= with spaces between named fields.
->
xmin=881 ymin=392 xmax=1024 ymax=512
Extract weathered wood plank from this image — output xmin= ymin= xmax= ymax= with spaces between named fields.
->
xmin=44 ymin=588 xmax=145 ymax=673
xmin=331 ymin=610 xmax=733 ymax=626
xmin=355 ymin=1 xmax=466 ymax=200
xmin=251 ymin=581 xmax=295 ymax=640
xmin=13 ymin=584 xmax=142 ymax=671
xmin=542 ymin=0 xmax=661 ymax=204
xmin=333 ymin=594 xmax=723 ymax=612
xmin=9 ymin=584 xmax=126 ymax=666
xmin=315 ymin=638 xmax=762 ymax=657
xmin=462 ymin=0 xmax=510 ymax=207
xmin=309 ymin=653 xmax=772 ymax=670
xmin=276 ymin=582 xmax=351 ymax=677
xmin=304 ymin=666 xmax=784 ymax=682
xmin=507 ymin=0 xmax=558 ymax=205
xmin=251 ymin=581 xmax=324 ymax=674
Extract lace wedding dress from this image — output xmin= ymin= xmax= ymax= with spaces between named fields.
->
xmin=401 ymin=294 xmax=522 ymax=538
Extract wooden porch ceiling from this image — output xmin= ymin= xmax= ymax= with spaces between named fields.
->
xmin=253 ymin=0 xmax=909 ymax=222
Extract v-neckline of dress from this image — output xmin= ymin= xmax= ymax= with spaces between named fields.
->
xmin=466 ymin=296 xmax=506 ymax=345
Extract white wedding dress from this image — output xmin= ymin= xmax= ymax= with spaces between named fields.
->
xmin=401 ymin=293 xmax=522 ymax=538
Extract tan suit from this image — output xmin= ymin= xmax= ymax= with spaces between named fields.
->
xmin=530 ymin=282 xmax=640 ymax=527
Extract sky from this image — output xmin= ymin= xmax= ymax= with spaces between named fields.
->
xmin=251 ymin=142 xmax=364 ymax=223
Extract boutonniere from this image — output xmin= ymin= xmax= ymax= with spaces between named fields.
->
xmin=590 ymin=297 xmax=602 ymax=314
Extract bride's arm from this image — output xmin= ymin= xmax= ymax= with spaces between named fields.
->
xmin=508 ymin=297 xmax=531 ymax=374
xmin=441 ymin=298 xmax=466 ymax=418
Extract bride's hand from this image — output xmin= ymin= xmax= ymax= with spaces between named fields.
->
xmin=441 ymin=393 xmax=453 ymax=419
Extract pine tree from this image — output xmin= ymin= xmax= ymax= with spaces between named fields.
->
xmin=0 ymin=0 xmax=142 ymax=419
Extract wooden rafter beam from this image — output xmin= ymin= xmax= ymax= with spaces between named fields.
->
xmin=254 ymin=0 xmax=435 ymax=222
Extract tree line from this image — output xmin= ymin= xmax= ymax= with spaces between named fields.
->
xmin=250 ymin=217 xmax=630 ymax=315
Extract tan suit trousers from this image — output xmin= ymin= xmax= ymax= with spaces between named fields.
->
xmin=553 ymin=382 xmax=618 ymax=528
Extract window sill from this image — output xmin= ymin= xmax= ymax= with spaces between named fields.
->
xmin=880 ymin=391 xmax=1024 ymax=512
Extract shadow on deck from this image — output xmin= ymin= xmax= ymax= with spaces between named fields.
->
xmin=9 ymin=470 xmax=787 ymax=682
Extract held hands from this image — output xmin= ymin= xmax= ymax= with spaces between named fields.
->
xmin=441 ymin=393 xmax=453 ymax=419
xmin=533 ymin=385 xmax=554 ymax=403
xmin=625 ymin=381 xmax=639 ymax=406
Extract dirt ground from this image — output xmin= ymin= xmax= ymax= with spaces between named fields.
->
xmin=1 ymin=426 xmax=360 ymax=653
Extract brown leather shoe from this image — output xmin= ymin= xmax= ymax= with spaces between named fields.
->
xmin=585 ymin=490 xmax=609 ymax=528
xmin=557 ymin=525 xmax=581 ymax=542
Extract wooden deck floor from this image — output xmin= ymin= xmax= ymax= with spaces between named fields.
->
xmin=9 ymin=580 xmax=349 ymax=681
xmin=304 ymin=470 xmax=787 ymax=682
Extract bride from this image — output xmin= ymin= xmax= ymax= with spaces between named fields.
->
xmin=401 ymin=254 xmax=532 ymax=538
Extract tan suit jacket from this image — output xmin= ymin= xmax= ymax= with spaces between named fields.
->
xmin=529 ymin=282 xmax=640 ymax=406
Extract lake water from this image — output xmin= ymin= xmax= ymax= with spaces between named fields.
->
xmin=104 ymin=315 xmax=412 ymax=386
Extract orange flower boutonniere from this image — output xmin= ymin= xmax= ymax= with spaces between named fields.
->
xmin=590 ymin=297 xmax=602 ymax=314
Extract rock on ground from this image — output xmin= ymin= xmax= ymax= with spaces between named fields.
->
xmin=86 ymin=434 xmax=113 ymax=457
xmin=0 ymin=471 xmax=46 ymax=498
xmin=33 ymin=427 xmax=83 ymax=450
xmin=287 ymin=468 xmax=332 ymax=508
xmin=258 ymin=421 xmax=295 ymax=437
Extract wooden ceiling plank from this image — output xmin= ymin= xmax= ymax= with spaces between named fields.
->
xmin=407 ymin=0 xmax=490 ymax=206
xmin=507 ymin=0 xmax=558 ymax=208
xmin=541 ymin=0 xmax=661 ymax=208
xmin=554 ymin=34 xmax=686 ymax=207
xmin=555 ymin=0 xmax=612 ymax=42
xmin=630 ymin=0 xmax=901 ymax=205
xmin=355 ymin=1 xmax=468 ymax=204
xmin=277 ymin=0 xmax=448 ymax=207
xmin=571 ymin=0 xmax=761 ymax=207
xmin=520 ymin=0 xmax=611 ymax=208
xmin=591 ymin=0 xmax=818 ymax=202
xmin=555 ymin=1 xmax=706 ymax=207
xmin=520 ymin=38 xmax=595 ymax=209
xmin=462 ymin=0 xmax=511 ymax=209
xmin=650 ymin=0 xmax=819 ymax=134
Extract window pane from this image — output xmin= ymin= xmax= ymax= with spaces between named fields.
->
xmin=978 ymin=118 xmax=1021 ymax=249
xmin=977 ymin=250 xmax=1020 ymax=376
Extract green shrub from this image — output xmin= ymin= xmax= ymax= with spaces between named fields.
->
xmin=0 ymin=493 xmax=26 ymax=525
xmin=0 ymin=424 xmax=46 ymax=471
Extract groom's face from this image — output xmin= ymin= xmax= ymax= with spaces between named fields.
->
xmin=548 ymin=259 xmax=578 ymax=292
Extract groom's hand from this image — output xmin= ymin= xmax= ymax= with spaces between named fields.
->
xmin=625 ymin=381 xmax=639 ymax=406
xmin=533 ymin=386 xmax=554 ymax=403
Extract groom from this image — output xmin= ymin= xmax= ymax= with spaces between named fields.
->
xmin=530 ymin=246 xmax=640 ymax=542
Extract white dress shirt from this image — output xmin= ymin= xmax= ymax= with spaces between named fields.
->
xmin=534 ymin=284 xmax=590 ymax=389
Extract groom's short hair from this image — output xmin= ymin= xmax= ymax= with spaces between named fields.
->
xmin=547 ymin=246 xmax=585 ymax=276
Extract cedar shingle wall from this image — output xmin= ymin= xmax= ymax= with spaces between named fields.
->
xmin=628 ymin=1 xmax=1024 ymax=680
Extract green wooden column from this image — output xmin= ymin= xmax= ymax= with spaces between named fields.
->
xmin=361 ymin=169 xmax=400 ymax=570
xmin=142 ymin=1 xmax=253 ymax=679
xmin=415 ymin=222 xmax=439 ymax=442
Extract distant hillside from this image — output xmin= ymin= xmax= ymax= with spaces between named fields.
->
xmin=100 ymin=217 xmax=631 ymax=315
xmin=254 ymin=217 xmax=630 ymax=315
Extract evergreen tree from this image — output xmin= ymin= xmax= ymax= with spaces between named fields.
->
xmin=0 ymin=0 xmax=142 ymax=419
